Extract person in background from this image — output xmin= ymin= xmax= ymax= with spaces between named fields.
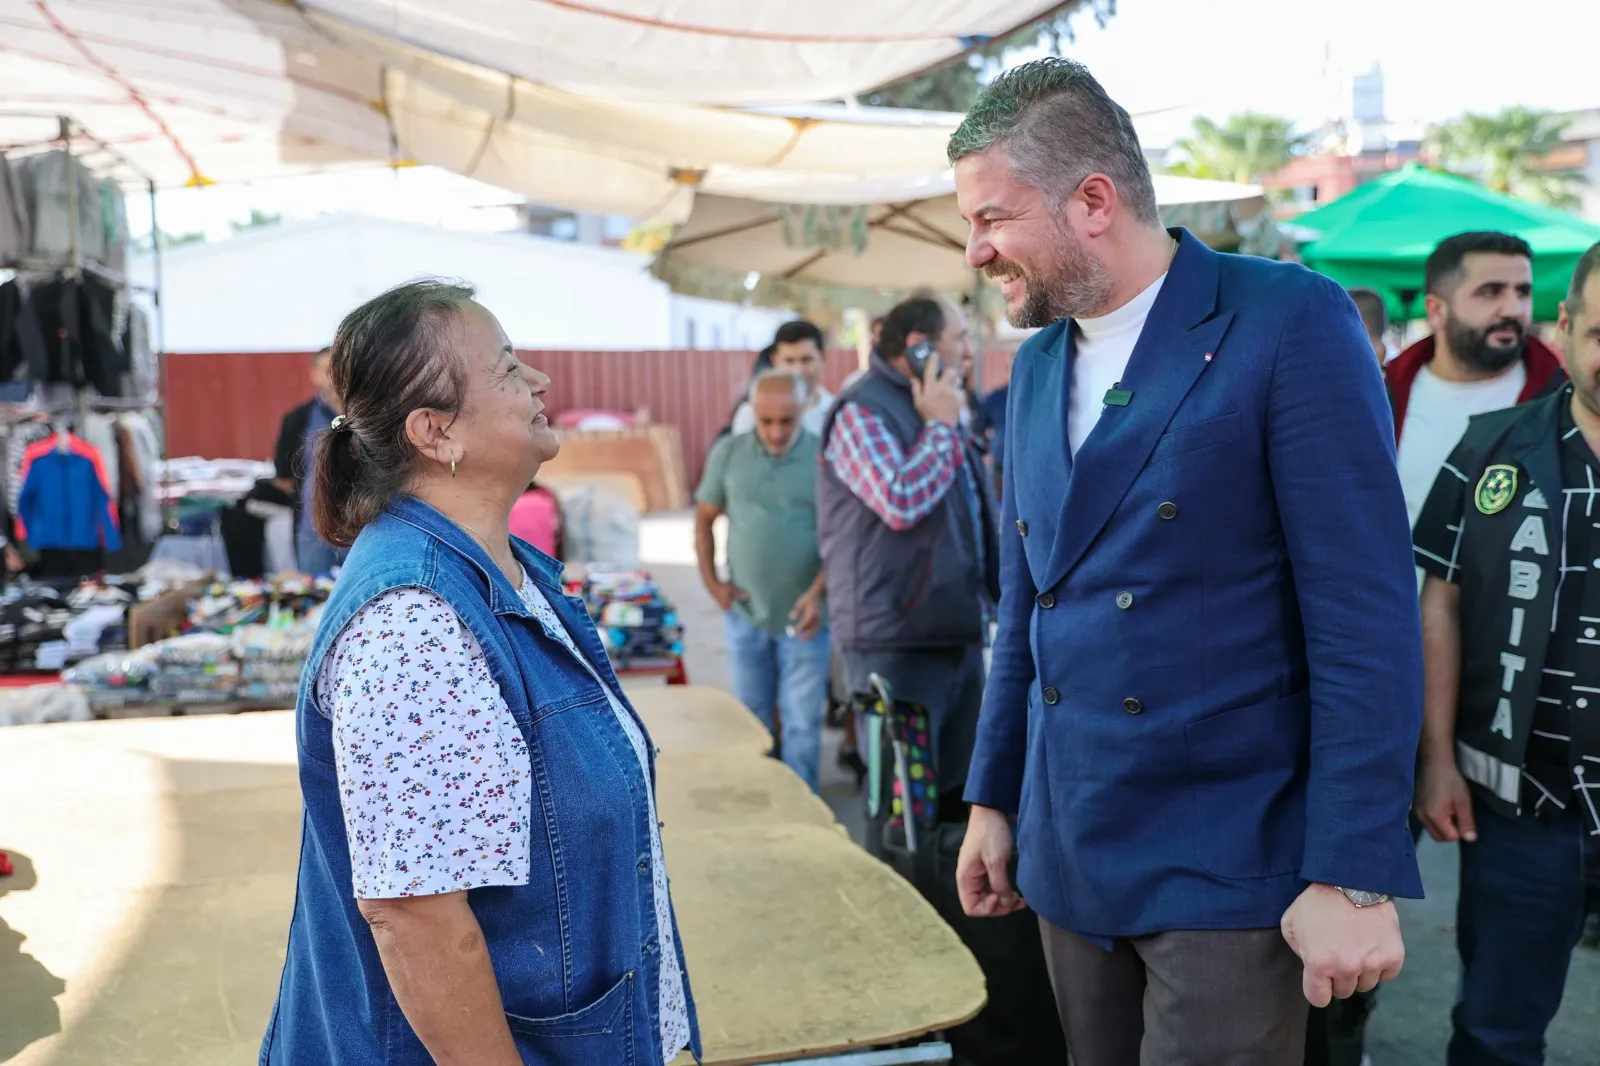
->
xmin=695 ymin=370 xmax=829 ymax=791
xmin=818 ymin=295 xmax=1066 ymax=1064
xmin=273 ymin=346 xmax=348 ymax=575
xmin=1410 ymin=240 xmax=1600 ymax=1066
xmin=980 ymin=385 xmax=1009 ymax=498
xmin=508 ymin=481 xmax=564 ymax=561
xmin=841 ymin=315 xmax=884 ymax=392
xmin=952 ymin=58 xmax=1419 ymax=1065
xmin=263 ymin=279 xmax=697 ymax=1065
xmin=1388 ymin=232 xmax=1563 ymax=527
xmin=730 ymin=321 xmax=835 ymax=438
xmin=1348 ymin=287 xmax=1389 ymax=365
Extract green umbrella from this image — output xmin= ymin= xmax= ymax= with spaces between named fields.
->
xmin=1292 ymin=163 xmax=1600 ymax=321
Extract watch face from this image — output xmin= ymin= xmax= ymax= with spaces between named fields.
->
xmin=1343 ymin=888 xmax=1388 ymax=907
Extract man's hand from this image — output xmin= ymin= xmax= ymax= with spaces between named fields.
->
xmin=1281 ymin=883 xmax=1404 ymax=1008
xmin=3 ymin=545 xmax=22 ymax=574
xmin=911 ymin=357 xmax=965 ymax=426
xmin=1415 ymin=755 xmax=1478 ymax=843
xmin=788 ymin=587 xmax=824 ymax=641
xmin=705 ymin=579 xmax=747 ymax=613
xmin=956 ymin=805 xmax=1027 ymax=917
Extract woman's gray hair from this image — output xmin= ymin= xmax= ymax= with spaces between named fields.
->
xmin=313 ymin=278 xmax=476 ymax=547
xmin=947 ymin=57 xmax=1160 ymax=225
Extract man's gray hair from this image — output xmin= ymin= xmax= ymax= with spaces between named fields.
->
xmin=748 ymin=368 xmax=807 ymax=402
xmin=947 ymin=57 xmax=1160 ymax=225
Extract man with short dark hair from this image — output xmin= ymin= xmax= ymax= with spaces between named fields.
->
xmin=1409 ymin=240 xmax=1600 ymax=1065
xmin=273 ymin=346 xmax=346 ymax=575
xmin=730 ymin=320 xmax=834 ymax=437
xmin=1388 ymin=232 xmax=1564 ymax=526
xmin=817 ymin=295 xmax=1066 ymax=1064
xmin=1348 ymin=287 xmax=1389 ymax=365
xmin=951 ymin=57 xmax=1422 ymax=1064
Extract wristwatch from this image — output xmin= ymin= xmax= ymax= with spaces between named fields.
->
xmin=1335 ymin=887 xmax=1391 ymax=908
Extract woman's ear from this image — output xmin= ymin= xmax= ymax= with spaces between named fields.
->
xmin=404 ymin=408 xmax=462 ymax=469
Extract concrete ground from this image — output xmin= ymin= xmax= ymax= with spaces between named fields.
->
xmin=644 ymin=512 xmax=1600 ymax=1066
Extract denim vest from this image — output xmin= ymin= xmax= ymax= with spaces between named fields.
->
xmin=261 ymin=494 xmax=700 ymax=1066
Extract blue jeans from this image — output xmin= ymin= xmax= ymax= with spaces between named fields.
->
xmin=723 ymin=609 xmax=830 ymax=793
xmin=1449 ymin=795 xmax=1599 ymax=1066
xmin=296 ymin=527 xmax=348 ymax=577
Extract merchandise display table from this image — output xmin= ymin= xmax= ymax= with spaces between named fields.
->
xmin=630 ymin=683 xmax=774 ymax=757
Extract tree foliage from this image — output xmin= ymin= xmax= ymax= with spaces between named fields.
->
xmin=1428 ymin=107 xmax=1586 ymax=209
xmin=1165 ymin=113 xmax=1306 ymax=184
xmin=865 ymin=1 xmax=1117 ymax=113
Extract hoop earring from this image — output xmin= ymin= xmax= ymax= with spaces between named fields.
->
xmin=450 ymin=456 xmax=458 ymax=478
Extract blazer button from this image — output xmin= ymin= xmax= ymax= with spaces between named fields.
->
xmin=1016 ymin=519 xmax=1029 ymax=536
xmin=1042 ymin=686 xmax=1061 ymax=705
xmin=1158 ymin=501 xmax=1178 ymax=520
xmin=1123 ymin=697 xmax=1144 ymax=715
xmin=1116 ymin=591 xmax=1134 ymax=610
xmin=1037 ymin=592 xmax=1055 ymax=609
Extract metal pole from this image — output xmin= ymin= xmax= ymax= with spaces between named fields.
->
xmin=148 ymin=176 xmax=172 ymax=531
xmin=969 ymin=269 xmax=986 ymax=393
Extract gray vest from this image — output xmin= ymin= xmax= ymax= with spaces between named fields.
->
xmin=817 ymin=357 xmax=998 ymax=651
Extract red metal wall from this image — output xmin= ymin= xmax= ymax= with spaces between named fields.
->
xmin=165 ymin=346 xmax=1013 ymax=492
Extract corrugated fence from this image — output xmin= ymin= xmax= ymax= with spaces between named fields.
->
xmin=165 ymin=347 xmax=1015 ymax=491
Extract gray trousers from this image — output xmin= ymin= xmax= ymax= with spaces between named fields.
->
xmin=1040 ymin=918 xmax=1308 ymax=1066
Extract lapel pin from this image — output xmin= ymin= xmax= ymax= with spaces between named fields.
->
xmin=1103 ymin=386 xmax=1133 ymax=407
xmin=1204 ymin=352 xmax=1214 ymax=363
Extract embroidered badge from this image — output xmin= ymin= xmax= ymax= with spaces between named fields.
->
xmin=1475 ymin=464 xmax=1518 ymax=515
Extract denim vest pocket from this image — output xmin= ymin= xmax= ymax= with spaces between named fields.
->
xmin=505 ymin=970 xmax=636 ymax=1065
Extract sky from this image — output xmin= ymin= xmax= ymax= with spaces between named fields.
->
xmin=128 ymin=0 xmax=1597 ymax=241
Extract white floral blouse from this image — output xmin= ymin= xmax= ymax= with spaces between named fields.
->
xmin=319 ymin=577 xmax=690 ymax=1063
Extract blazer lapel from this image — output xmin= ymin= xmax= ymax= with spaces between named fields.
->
xmin=1040 ymin=231 xmax=1234 ymax=593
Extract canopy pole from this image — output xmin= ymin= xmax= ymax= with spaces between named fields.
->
xmin=969 ymin=269 xmax=986 ymax=393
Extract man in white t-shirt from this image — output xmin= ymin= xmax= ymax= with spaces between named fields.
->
xmin=1386 ymin=231 xmax=1563 ymax=528
xmin=730 ymin=320 xmax=837 ymax=438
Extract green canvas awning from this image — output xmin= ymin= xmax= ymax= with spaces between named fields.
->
xmin=1292 ymin=163 xmax=1600 ymax=321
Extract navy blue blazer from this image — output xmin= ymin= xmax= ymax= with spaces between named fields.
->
xmin=965 ymin=231 xmax=1425 ymax=939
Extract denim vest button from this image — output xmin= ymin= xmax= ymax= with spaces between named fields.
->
xmin=637 ymin=856 xmax=649 ymax=873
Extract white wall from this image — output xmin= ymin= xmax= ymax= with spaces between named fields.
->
xmin=668 ymin=294 xmax=795 ymax=350
xmin=138 ymin=215 xmax=674 ymax=351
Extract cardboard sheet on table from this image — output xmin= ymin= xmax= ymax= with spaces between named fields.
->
xmin=665 ymin=824 xmax=986 ymax=1066
xmin=630 ymin=684 xmax=772 ymax=756
xmin=654 ymin=750 xmax=839 ymax=838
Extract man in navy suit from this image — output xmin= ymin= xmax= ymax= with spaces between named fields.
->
xmin=950 ymin=58 xmax=1425 ymax=1065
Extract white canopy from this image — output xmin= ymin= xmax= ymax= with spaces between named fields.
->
xmin=652 ymin=175 xmax=1274 ymax=302
xmin=299 ymin=0 xmax=1070 ymax=105
xmin=0 ymin=0 xmax=1067 ymax=214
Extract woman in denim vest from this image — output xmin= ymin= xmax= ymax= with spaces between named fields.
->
xmin=261 ymin=279 xmax=699 ymax=1065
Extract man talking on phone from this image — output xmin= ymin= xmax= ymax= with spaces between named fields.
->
xmin=817 ymin=296 xmax=1068 ymax=1063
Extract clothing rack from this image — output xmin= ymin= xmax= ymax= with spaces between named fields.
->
xmin=1 ymin=113 xmax=171 ymax=536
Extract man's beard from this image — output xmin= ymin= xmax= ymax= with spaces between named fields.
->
xmin=1444 ymin=310 xmax=1526 ymax=374
xmin=984 ymin=221 xmax=1113 ymax=328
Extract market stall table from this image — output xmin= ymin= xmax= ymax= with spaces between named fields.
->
xmin=630 ymin=683 xmax=773 ymax=756
xmin=0 ymin=711 xmax=982 ymax=1066
xmin=654 ymin=750 xmax=839 ymax=838
xmin=666 ymin=824 xmax=985 ymax=1065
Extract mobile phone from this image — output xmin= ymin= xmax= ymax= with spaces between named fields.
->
xmin=905 ymin=339 xmax=937 ymax=378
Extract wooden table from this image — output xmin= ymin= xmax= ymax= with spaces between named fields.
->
xmin=629 ymin=683 xmax=773 ymax=756
xmin=0 ymin=707 xmax=983 ymax=1066
xmin=666 ymin=825 xmax=984 ymax=1066
xmin=654 ymin=750 xmax=840 ymax=839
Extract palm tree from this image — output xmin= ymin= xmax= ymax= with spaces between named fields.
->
xmin=1428 ymin=107 xmax=1585 ymax=209
xmin=1165 ymin=113 xmax=1306 ymax=184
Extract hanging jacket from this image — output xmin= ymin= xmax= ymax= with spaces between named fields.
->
xmin=18 ymin=447 xmax=122 ymax=552
xmin=16 ymin=433 xmax=119 ymax=545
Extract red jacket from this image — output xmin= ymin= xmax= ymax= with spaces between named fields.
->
xmin=1384 ymin=333 xmax=1564 ymax=444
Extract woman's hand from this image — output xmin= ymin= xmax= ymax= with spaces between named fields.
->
xmin=359 ymin=892 xmax=522 ymax=1066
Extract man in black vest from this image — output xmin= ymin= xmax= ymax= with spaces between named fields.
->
xmin=1411 ymin=240 xmax=1600 ymax=1065
xmin=817 ymin=296 xmax=1066 ymax=1064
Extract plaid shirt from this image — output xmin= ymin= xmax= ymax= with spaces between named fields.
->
xmin=822 ymin=400 xmax=964 ymax=532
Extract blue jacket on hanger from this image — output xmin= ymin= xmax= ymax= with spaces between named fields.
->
xmin=18 ymin=448 xmax=122 ymax=552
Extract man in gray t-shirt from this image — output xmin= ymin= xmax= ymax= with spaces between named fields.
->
xmin=694 ymin=371 xmax=829 ymax=791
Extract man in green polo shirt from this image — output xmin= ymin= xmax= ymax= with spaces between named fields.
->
xmin=695 ymin=370 xmax=829 ymax=791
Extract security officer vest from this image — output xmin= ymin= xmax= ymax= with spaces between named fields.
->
xmin=1416 ymin=390 xmax=1569 ymax=816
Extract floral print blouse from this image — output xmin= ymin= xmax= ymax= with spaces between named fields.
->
xmin=319 ymin=578 xmax=690 ymax=1063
